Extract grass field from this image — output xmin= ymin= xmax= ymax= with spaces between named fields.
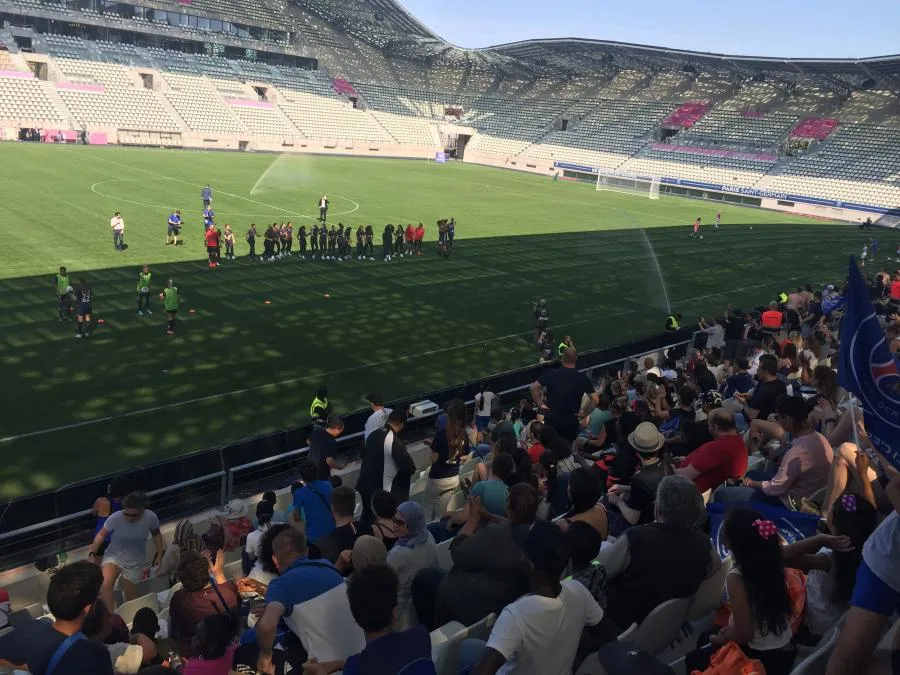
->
xmin=0 ymin=143 xmax=892 ymax=498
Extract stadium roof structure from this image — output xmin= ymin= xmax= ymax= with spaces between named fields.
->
xmin=293 ymin=0 xmax=900 ymax=88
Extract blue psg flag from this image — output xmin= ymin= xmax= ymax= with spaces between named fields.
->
xmin=837 ymin=256 xmax=900 ymax=470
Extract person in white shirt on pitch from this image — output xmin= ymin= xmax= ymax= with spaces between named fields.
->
xmin=110 ymin=211 xmax=125 ymax=251
xmin=461 ymin=522 xmax=617 ymax=675
xmin=364 ymin=392 xmax=392 ymax=441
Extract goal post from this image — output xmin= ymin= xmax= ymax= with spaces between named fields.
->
xmin=596 ymin=170 xmax=661 ymax=200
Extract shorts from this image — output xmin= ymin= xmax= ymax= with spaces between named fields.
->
xmin=850 ymin=560 xmax=900 ymax=617
xmin=475 ymin=415 xmax=491 ymax=432
xmin=168 ymin=226 xmax=179 ymax=235
xmin=102 ymin=555 xmax=146 ymax=583
xmin=76 ymin=302 xmax=92 ymax=316
xmin=207 ymin=245 xmax=218 ymax=254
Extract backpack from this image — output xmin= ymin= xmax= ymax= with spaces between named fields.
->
xmin=690 ymin=642 xmax=766 ymax=675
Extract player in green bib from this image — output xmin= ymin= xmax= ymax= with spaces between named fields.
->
xmin=160 ymin=279 xmax=180 ymax=335
xmin=54 ymin=266 xmax=72 ymax=321
xmin=137 ymin=264 xmax=153 ymax=316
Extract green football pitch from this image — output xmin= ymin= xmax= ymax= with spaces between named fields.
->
xmin=0 ymin=143 xmax=890 ymax=497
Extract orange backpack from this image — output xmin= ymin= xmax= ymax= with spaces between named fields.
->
xmin=691 ymin=642 xmax=766 ymax=675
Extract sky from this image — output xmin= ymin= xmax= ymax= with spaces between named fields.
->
xmin=398 ymin=0 xmax=897 ymax=59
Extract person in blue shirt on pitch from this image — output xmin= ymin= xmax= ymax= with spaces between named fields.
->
xmin=166 ymin=210 xmax=182 ymax=246
xmin=201 ymin=184 xmax=212 ymax=209
xmin=203 ymin=207 xmax=215 ymax=231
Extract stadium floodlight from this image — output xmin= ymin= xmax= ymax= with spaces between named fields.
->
xmin=596 ymin=170 xmax=661 ymax=200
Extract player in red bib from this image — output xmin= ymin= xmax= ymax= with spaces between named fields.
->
xmin=205 ymin=226 xmax=220 ymax=268
xmin=691 ymin=217 xmax=703 ymax=239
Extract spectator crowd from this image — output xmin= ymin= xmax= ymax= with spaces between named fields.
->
xmin=1 ymin=272 xmax=899 ymax=675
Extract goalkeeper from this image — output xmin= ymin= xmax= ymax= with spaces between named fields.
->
xmin=137 ymin=264 xmax=153 ymax=316
xmin=55 ymin=266 xmax=73 ymax=321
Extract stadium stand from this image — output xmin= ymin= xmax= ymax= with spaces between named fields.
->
xmin=161 ymin=71 xmax=244 ymax=134
xmin=620 ymin=143 xmax=776 ymax=188
xmin=676 ymin=109 xmax=798 ymax=151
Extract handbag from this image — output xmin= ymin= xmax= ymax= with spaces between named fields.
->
xmin=691 ymin=642 xmax=766 ymax=675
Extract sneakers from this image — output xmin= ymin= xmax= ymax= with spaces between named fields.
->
xmin=146 ymin=309 xmax=152 ymax=315
xmin=138 ymin=310 xmax=144 ymax=316
xmin=166 ymin=329 xmax=174 ymax=335
xmin=75 ymin=333 xmax=82 ymax=339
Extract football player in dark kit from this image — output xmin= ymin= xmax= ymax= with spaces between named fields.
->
xmin=364 ymin=225 xmax=374 ymax=259
xmin=310 ymin=224 xmax=319 ymax=258
xmin=382 ymin=225 xmax=393 ymax=261
xmin=327 ymin=225 xmax=337 ymax=260
xmin=318 ymin=224 xmax=327 ymax=258
xmin=246 ymin=223 xmax=258 ymax=260
xmin=297 ymin=225 xmax=308 ymax=259
xmin=533 ymin=298 xmax=549 ymax=342
xmin=75 ymin=277 xmax=94 ymax=339
xmin=283 ymin=222 xmax=293 ymax=257
xmin=355 ymin=225 xmax=365 ymax=260
xmin=263 ymin=223 xmax=277 ymax=261
xmin=394 ymin=224 xmax=405 ymax=257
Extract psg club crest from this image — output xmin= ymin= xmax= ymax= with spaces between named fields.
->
xmin=838 ymin=257 xmax=900 ymax=470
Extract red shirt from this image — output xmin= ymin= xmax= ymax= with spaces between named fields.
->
xmin=415 ymin=227 xmax=425 ymax=241
xmin=527 ymin=443 xmax=546 ymax=464
xmin=682 ymin=433 xmax=748 ymax=493
xmin=761 ymin=310 xmax=783 ymax=329
xmin=891 ymin=280 xmax=900 ymax=300
xmin=405 ymin=225 xmax=414 ymax=241
xmin=205 ymin=228 xmax=219 ymax=247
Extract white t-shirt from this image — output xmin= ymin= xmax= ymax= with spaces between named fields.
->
xmin=863 ymin=511 xmax=900 ymax=594
xmin=245 ymin=524 xmax=271 ymax=562
xmin=475 ymin=392 xmax=495 ymax=417
xmin=804 ymin=549 xmax=843 ymax=636
xmin=103 ymin=509 xmax=159 ymax=568
xmin=381 ymin=430 xmax=398 ymax=492
xmin=110 ymin=216 xmax=124 ymax=232
xmin=727 ymin=569 xmax=792 ymax=651
xmin=486 ymin=579 xmax=604 ymax=675
xmin=107 ymin=642 xmax=144 ymax=674
xmin=364 ymin=407 xmax=391 ymax=440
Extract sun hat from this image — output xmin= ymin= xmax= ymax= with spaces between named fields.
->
xmin=627 ymin=422 xmax=665 ymax=454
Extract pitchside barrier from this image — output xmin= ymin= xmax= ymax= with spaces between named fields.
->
xmin=0 ymin=327 xmax=697 ymax=572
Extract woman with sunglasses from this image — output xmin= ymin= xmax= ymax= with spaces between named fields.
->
xmin=87 ymin=491 xmax=164 ymax=612
xmin=387 ymin=501 xmax=438 ymax=630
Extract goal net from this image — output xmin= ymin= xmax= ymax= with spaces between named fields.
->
xmin=596 ymin=171 xmax=661 ymax=200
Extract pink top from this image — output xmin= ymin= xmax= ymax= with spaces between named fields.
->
xmin=183 ymin=645 xmax=237 ymax=675
xmin=761 ymin=432 xmax=833 ymax=503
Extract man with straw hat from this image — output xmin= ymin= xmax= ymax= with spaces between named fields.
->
xmin=606 ymin=422 xmax=667 ymax=537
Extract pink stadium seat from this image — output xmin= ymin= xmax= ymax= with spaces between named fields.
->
xmin=332 ymin=78 xmax=358 ymax=97
xmin=790 ymin=117 xmax=839 ymax=140
xmin=662 ymin=101 xmax=710 ymax=129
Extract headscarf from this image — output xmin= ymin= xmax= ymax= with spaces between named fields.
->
xmin=351 ymin=535 xmax=387 ymax=571
xmin=395 ymin=501 xmax=428 ymax=549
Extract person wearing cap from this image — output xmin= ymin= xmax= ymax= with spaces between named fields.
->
xmin=605 ymin=422 xmax=667 ymax=537
xmin=597 ymin=475 xmax=716 ymax=632
xmin=357 ymin=408 xmax=415 ymax=522
xmin=364 ymin=392 xmax=392 ymax=441
xmin=674 ymin=408 xmax=748 ymax=494
xmin=460 ymin=522 xmax=616 ymax=675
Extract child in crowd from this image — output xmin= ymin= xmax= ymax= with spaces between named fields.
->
xmin=184 ymin=614 xmax=238 ymax=675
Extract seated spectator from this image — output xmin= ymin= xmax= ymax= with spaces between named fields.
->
xmin=474 ymin=433 xmax=516 ymax=484
xmin=522 ymin=420 xmax=544 ymax=463
xmin=260 ymin=490 xmax=288 ymax=525
xmin=573 ymin=394 xmax=612 ymax=455
xmin=292 ymin=463 xmax=336 ymax=544
xmin=335 ymin=535 xmax=387 ymax=578
xmin=557 ymin=468 xmax=608 ymax=540
xmin=243 ymin=500 xmax=274 ymax=575
xmin=539 ymin=425 xmax=579 ymax=475
xmin=599 ymin=476 xmax=716 ymax=631
xmin=687 ymin=508 xmax=796 ymax=675
xmin=735 ymin=354 xmax=786 ymax=422
xmin=461 ymin=522 xmax=616 ymax=674
xmin=465 ymin=453 xmax=515 ymax=519
xmin=284 ymin=481 xmax=304 ymax=523
xmin=343 ymin=565 xmax=436 ymax=675
xmin=431 ymin=484 xmax=539 ymax=627
xmin=674 ymin=408 xmax=748 ymax=494
xmin=0 ymin=561 xmax=114 ymax=673
xmin=313 ymin=486 xmax=372 ymax=565
xmin=715 ymin=395 xmax=834 ymax=508
xmin=387 ymin=501 xmax=439 ymax=629
xmin=159 ymin=519 xmax=207 ymax=584
xmin=722 ymin=357 xmax=753 ymax=399
xmin=825 ymin=474 xmax=900 ymax=675
xmin=247 ymin=523 xmax=291 ymax=587
xmin=782 ymin=493 xmax=877 ymax=637
xmin=368 ymin=490 xmax=399 ymax=551
xmin=606 ymin=422 xmax=667 ymax=536
xmin=82 ymin=598 xmax=156 ymax=674
xmin=169 ymin=550 xmax=238 ymax=658
xmin=253 ymin=529 xmax=364 ymax=673
xmin=567 ymin=520 xmax=608 ymax=608
xmin=693 ymin=362 xmax=718 ymax=393
xmin=183 ymin=614 xmax=238 ymax=675
xmin=537 ymin=450 xmax=570 ymax=519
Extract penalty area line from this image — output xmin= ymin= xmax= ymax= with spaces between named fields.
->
xmin=0 ymin=309 xmax=636 ymax=444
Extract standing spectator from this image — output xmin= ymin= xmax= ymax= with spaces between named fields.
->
xmin=530 ymin=348 xmax=599 ymax=442
xmin=599 ymin=476 xmax=715 ymax=631
xmin=0 ymin=561 xmax=114 ymax=673
xmin=292 ymin=464 xmax=335 ymax=545
xmin=674 ymin=409 xmax=748 ymax=494
xmin=474 ymin=384 xmax=496 ymax=432
xmin=363 ymin=392 xmax=392 ymax=440
xmin=308 ymin=414 xmax=345 ymax=481
xmin=309 ymin=387 xmax=332 ymax=428
xmin=387 ymin=501 xmax=439 ymax=630
xmin=425 ymin=399 xmax=470 ymax=521
xmin=254 ymin=529 xmax=364 ymax=674
xmin=357 ymin=409 xmax=415 ymax=523
xmin=87 ymin=491 xmax=163 ymax=612
xmin=260 ymin=490 xmax=287 ymax=525
xmin=169 ymin=550 xmax=238 ymax=658
xmin=247 ymin=523 xmax=291 ymax=587
xmin=343 ymin=565 xmax=436 ymax=675
xmin=90 ymin=475 xmax=132 ymax=557
xmin=312 ymin=486 xmax=372 ymax=564
xmin=461 ymin=522 xmax=614 ymax=675
xmin=110 ymin=211 xmax=125 ymax=251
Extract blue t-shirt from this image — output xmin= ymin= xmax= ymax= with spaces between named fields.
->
xmin=342 ymin=625 xmax=436 ymax=675
xmin=0 ymin=620 xmax=114 ymax=675
xmin=470 ymin=479 xmax=509 ymax=517
xmin=293 ymin=481 xmax=335 ymax=543
xmin=722 ymin=372 xmax=753 ymax=398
